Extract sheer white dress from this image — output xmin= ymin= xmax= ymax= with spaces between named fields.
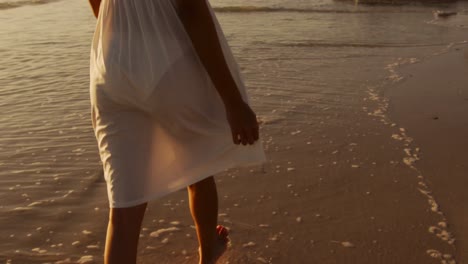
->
xmin=89 ymin=0 xmax=266 ymax=208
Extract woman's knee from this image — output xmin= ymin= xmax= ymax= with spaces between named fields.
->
xmin=189 ymin=176 xmax=214 ymax=189
xmin=188 ymin=177 xmax=217 ymax=198
xmin=109 ymin=203 xmax=147 ymax=226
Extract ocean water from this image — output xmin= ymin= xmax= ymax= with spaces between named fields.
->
xmin=1 ymin=0 xmax=468 ymax=261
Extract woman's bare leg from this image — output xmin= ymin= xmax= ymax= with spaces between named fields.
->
xmin=188 ymin=176 xmax=226 ymax=264
xmin=104 ymin=202 xmax=147 ymax=264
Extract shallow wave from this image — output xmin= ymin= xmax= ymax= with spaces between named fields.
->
xmin=212 ymin=5 xmax=420 ymax=14
xmin=0 ymin=0 xmax=60 ymax=10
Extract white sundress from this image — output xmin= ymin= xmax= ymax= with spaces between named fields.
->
xmin=89 ymin=0 xmax=266 ymax=208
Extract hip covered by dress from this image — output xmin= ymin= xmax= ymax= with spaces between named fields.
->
xmin=89 ymin=0 xmax=266 ymax=208
xmin=90 ymin=0 xmax=249 ymax=107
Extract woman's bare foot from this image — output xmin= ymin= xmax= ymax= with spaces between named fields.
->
xmin=198 ymin=225 xmax=230 ymax=264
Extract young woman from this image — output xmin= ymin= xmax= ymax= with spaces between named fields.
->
xmin=87 ymin=0 xmax=266 ymax=263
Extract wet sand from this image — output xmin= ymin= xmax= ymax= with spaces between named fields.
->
xmin=386 ymin=44 xmax=468 ymax=262
xmin=4 ymin=49 xmax=466 ymax=263
xmin=113 ymin=46 xmax=467 ymax=264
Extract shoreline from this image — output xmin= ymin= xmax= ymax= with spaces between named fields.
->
xmin=385 ymin=44 xmax=468 ymax=262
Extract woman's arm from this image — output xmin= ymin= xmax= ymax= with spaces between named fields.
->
xmin=89 ymin=0 xmax=101 ymax=18
xmin=176 ymin=0 xmax=259 ymax=145
xmin=176 ymin=0 xmax=244 ymax=109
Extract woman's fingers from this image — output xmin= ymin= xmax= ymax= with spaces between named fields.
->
xmin=248 ymin=120 xmax=259 ymax=144
xmin=240 ymin=130 xmax=248 ymax=145
xmin=229 ymin=118 xmax=260 ymax=145
xmin=240 ymin=126 xmax=258 ymax=145
xmin=252 ymin=124 xmax=259 ymax=142
xmin=232 ymin=130 xmax=257 ymax=145
xmin=246 ymin=128 xmax=255 ymax=145
xmin=232 ymin=130 xmax=241 ymax=145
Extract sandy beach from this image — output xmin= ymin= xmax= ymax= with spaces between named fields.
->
xmin=3 ymin=46 xmax=468 ymax=264
xmin=1 ymin=0 xmax=468 ymax=263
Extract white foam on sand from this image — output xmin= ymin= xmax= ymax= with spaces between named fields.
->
xmin=149 ymin=227 xmax=181 ymax=238
xmin=364 ymin=63 xmax=457 ymax=263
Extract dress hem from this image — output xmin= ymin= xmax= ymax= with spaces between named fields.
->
xmin=108 ymin=157 xmax=266 ymax=208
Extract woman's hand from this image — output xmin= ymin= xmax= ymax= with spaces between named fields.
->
xmin=225 ymin=102 xmax=259 ymax=145
xmin=172 ymin=1 xmax=260 ymax=145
